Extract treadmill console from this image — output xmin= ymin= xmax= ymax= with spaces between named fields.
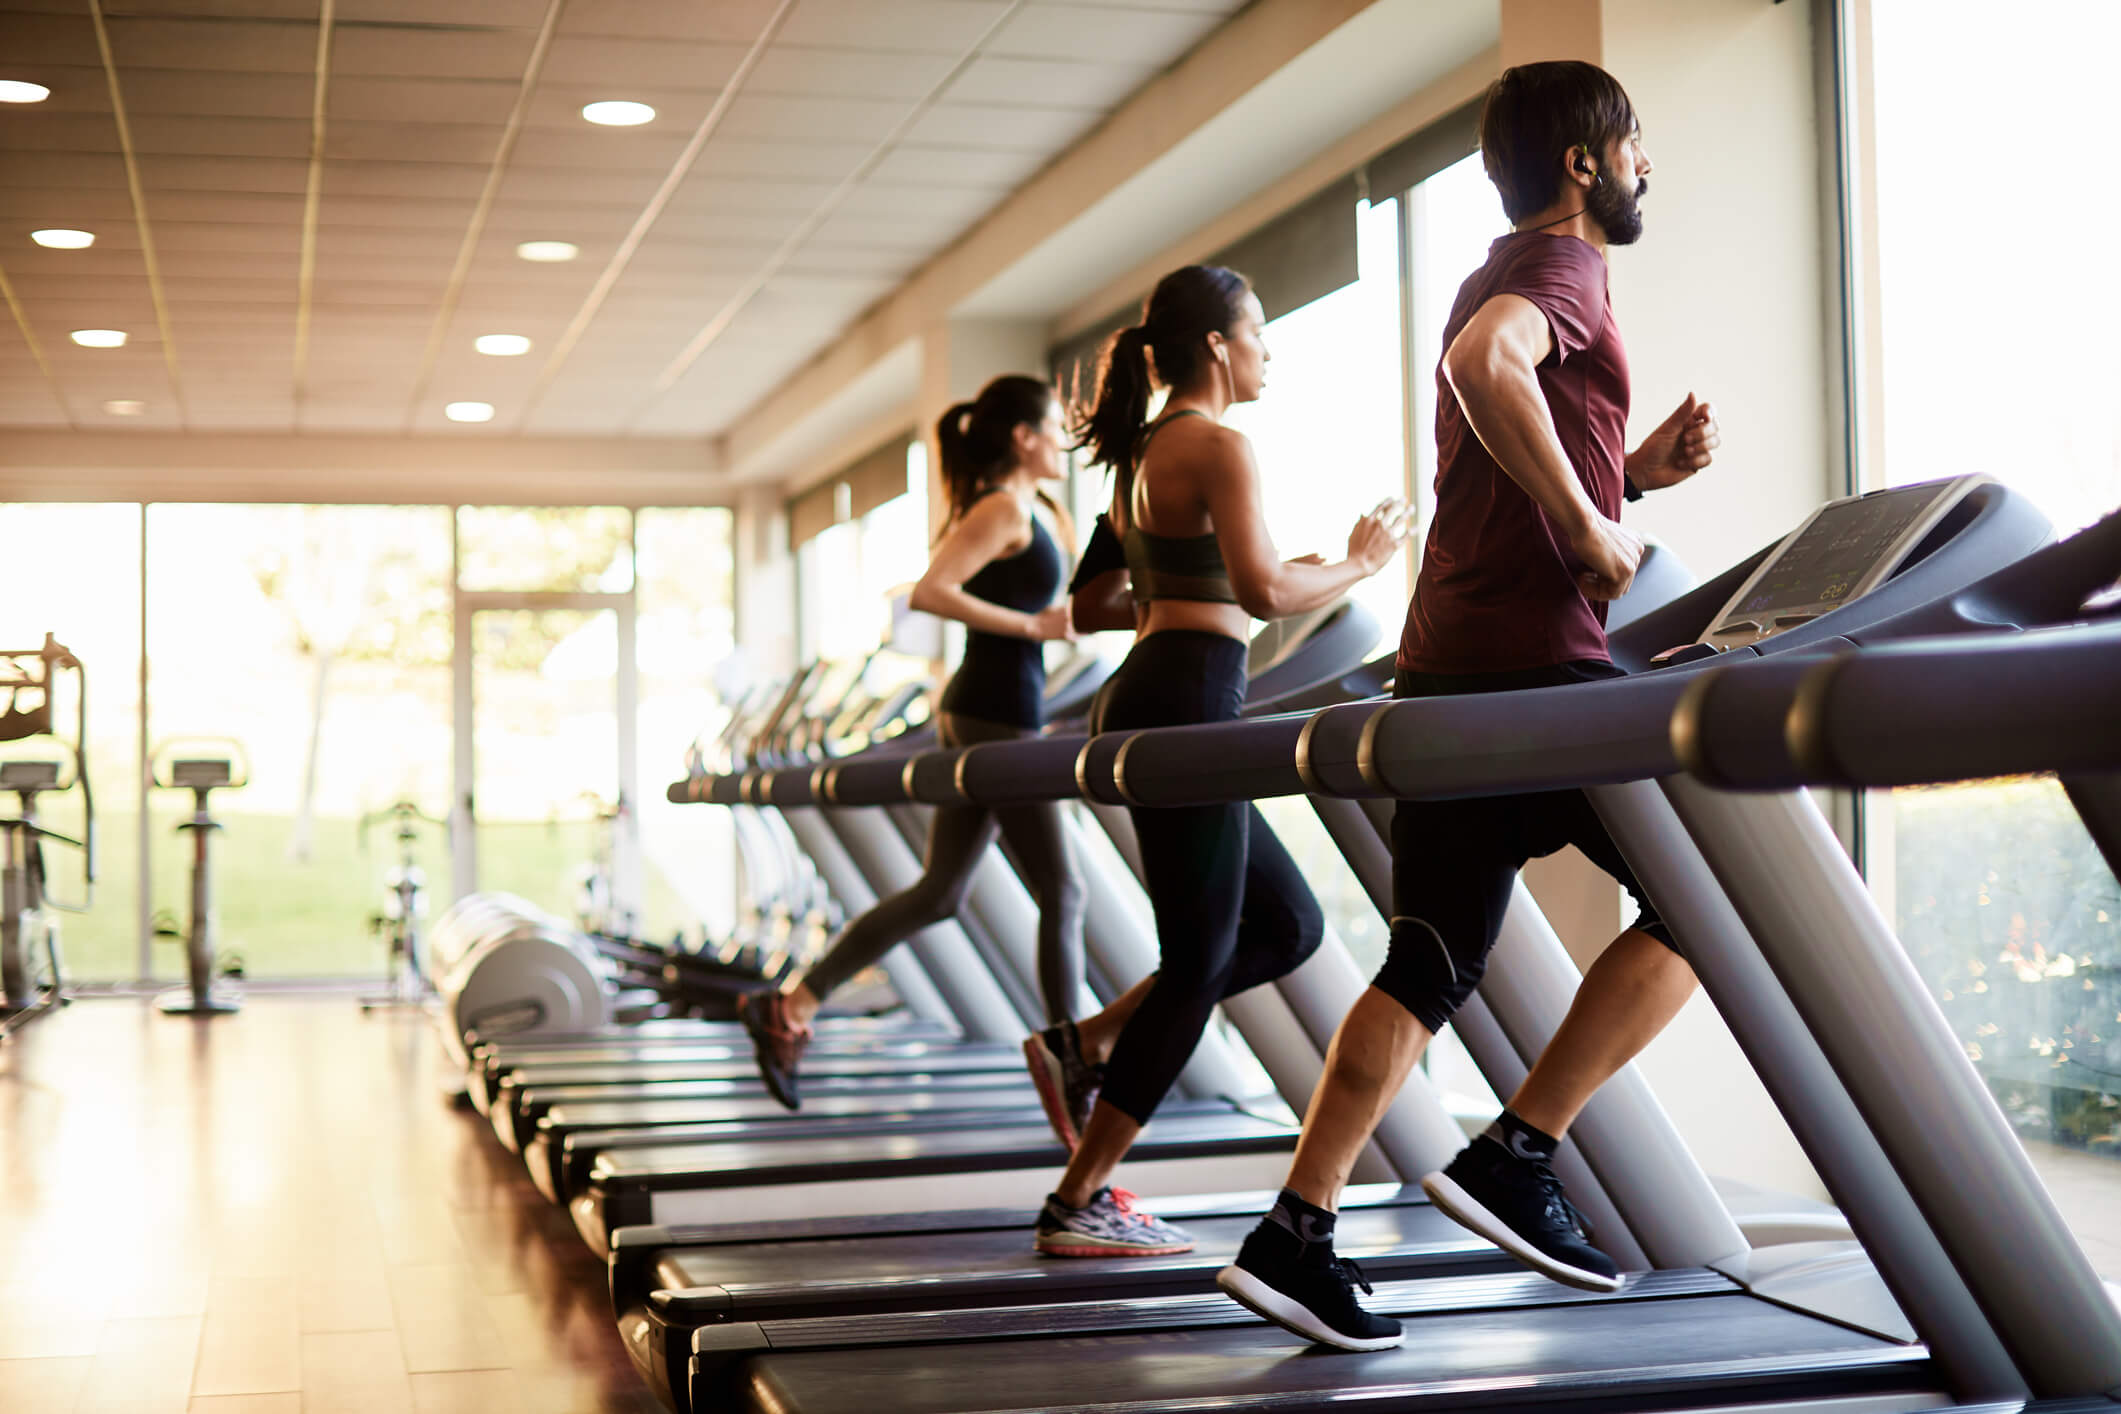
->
xmin=0 ymin=760 xmax=60 ymax=790
xmin=169 ymin=758 xmax=234 ymax=789
xmin=1695 ymin=476 xmax=1987 ymax=651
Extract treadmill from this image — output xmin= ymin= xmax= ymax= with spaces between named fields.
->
xmin=656 ymin=479 xmax=2093 ymax=1412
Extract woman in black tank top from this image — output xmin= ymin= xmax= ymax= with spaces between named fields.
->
xmin=1023 ymin=265 xmax=1408 ymax=1259
xmin=739 ymin=376 xmax=1087 ymax=1110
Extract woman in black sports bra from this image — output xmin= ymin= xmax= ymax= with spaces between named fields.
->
xmin=740 ymin=375 xmax=1086 ymax=1110
xmin=1025 ymin=264 xmax=1410 ymax=1258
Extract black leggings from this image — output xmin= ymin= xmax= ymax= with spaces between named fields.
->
xmin=1096 ymin=632 xmax=1325 ymax=1124
xmin=802 ymin=713 xmax=1086 ymax=1024
xmin=1373 ymin=661 xmax=1678 ymax=1034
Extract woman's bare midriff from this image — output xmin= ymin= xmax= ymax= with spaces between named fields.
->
xmin=1141 ymin=599 xmax=1249 ymax=642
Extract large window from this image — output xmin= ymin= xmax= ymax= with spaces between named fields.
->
xmin=1854 ymin=0 xmax=2120 ymax=1273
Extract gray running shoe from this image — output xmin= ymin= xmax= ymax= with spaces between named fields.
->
xmin=1023 ymin=1020 xmax=1100 ymax=1149
xmin=1035 ymin=1187 xmax=1195 ymax=1257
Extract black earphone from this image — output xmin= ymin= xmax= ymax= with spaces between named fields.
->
xmin=1573 ymin=144 xmax=1596 ymax=178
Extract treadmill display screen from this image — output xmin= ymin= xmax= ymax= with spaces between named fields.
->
xmin=1732 ymin=482 xmax=1950 ymax=619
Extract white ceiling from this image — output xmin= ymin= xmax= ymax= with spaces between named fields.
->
xmin=0 ymin=0 xmax=1247 ymax=438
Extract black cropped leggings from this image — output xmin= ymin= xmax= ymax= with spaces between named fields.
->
xmin=801 ymin=712 xmax=1086 ymax=1024
xmin=1096 ymin=632 xmax=1325 ymax=1124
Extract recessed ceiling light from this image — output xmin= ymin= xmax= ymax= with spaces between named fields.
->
xmin=31 ymin=229 xmax=95 ymax=249
xmin=515 ymin=240 xmax=579 ymax=263
xmin=69 ymin=329 xmax=127 ymax=348
xmin=104 ymin=399 xmax=145 ymax=416
xmin=444 ymin=401 xmax=495 ymax=423
xmin=474 ymin=334 xmax=532 ymax=357
xmin=581 ymin=100 xmax=655 ymax=127
xmin=0 ymin=81 xmax=51 ymax=104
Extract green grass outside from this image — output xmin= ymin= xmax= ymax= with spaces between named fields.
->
xmin=42 ymin=807 xmax=695 ymax=983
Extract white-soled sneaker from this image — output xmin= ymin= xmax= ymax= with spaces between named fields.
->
xmin=1034 ymin=1187 xmax=1195 ymax=1257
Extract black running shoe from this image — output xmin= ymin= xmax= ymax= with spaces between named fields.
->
xmin=1022 ymin=1020 xmax=1100 ymax=1149
xmin=1216 ymin=1218 xmax=1404 ymax=1351
xmin=1422 ymin=1137 xmax=1621 ymax=1291
xmin=737 ymin=989 xmax=809 ymax=1111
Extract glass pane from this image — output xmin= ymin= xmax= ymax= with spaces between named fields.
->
xmin=1225 ymin=196 xmax=1408 ymax=655
xmin=145 ymin=505 xmax=453 ymax=979
xmin=471 ymin=608 xmax=616 ymax=922
xmin=636 ymin=508 xmax=737 ymax=944
xmin=1866 ymin=0 xmax=2121 ymax=1275
xmin=0 ymin=504 xmax=142 ymax=981
xmin=455 ymin=506 xmax=634 ymax=593
xmin=1891 ymin=776 xmax=2121 ymax=1278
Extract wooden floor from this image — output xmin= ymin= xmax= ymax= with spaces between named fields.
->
xmin=0 ymin=996 xmax=659 ymax=1414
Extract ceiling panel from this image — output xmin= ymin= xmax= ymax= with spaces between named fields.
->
xmin=943 ymin=54 xmax=1158 ymax=110
xmin=329 ymin=75 xmax=521 ymax=125
xmin=900 ymin=101 xmax=1101 ymax=153
xmin=748 ymin=45 xmax=959 ymax=101
xmin=0 ymin=152 xmax=131 ymax=188
xmin=0 ymin=14 xmax=104 ymax=69
xmin=108 ymin=67 xmax=311 ymax=119
xmin=0 ymin=112 xmax=123 ymax=154
xmin=503 ymin=126 xmax=696 ymax=171
xmin=105 ymin=17 xmax=320 ymax=74
xmin=319 ymin=159 xmax=492 ymax=200
xmin=330 ymin=26 xmax=540 ymax=82
xmin=157 ymin=222 xmax=305 ymax=253
xmin=867 ymin=143 xmax=1046 ymax=188
xmin=986 ymin=3 xmax=1222 ymax=64
xmin=538 ymin=35 xmax=751 ymax=91
xmin=556 ymin=0 xmax=784 ymax=44
xmin=326 ymin=121 xmax=504 ymax=165
xmin=775 ymin=1 xmax=1014 ymax=55
xmin=720 ymin=93 xmax=919 ymax=146
xmin=138 ymin=153 xmax=311 ymax=194
xmin=337 ymin=0 xmax=550 ymax=26
xmin=689 ymin=139 xmax=873 ymax=182
xmin=96 ymin=1 xmax=322 ymax=18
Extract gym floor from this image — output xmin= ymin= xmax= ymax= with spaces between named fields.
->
xmin=0 ymin=997 xmax=656 ymax=1414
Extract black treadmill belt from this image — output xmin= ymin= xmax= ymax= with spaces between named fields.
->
xmin=488 ymin=1038 xmax=1012 ymax=1070
xmin=505 ymin=1055 xmax=1027 ymax=1089
xmin=516 ymin=1068 xmax=1032 ymax=1111
xmin=652 ymin=1204 xmax=1504 ymax=1317
xmin=545 ymin=1086 xmax=1042 ymax=1131
xmin=725 ymin=1288 xmax=1924 ymax=1414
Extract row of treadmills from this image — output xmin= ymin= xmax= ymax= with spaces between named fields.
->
xmin=430 ymin=473 xmax=2121 ymax=1414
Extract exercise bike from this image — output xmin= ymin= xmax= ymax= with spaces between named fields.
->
xmin=358 ymin=800 xmax=445 ymax=1012
xmin=151 ymin=742 xmax=246 ymax=1017
xmin=0 ymin=635 xmax=93 ymax=1042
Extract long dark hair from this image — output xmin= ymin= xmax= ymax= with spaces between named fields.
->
xmin=935 ymin=374 xmax=1071 ymax=548
xmin=1071 ymin=264 xmax=1250 ymax=522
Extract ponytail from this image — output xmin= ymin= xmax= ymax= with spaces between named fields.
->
xmin=1074 ymin=326 xmax=1154 ymax=519
xmin=1068 ymin=264 xmax=1252 ymax=525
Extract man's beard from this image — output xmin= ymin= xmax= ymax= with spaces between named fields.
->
xmin=1589 ymin=176 xmax=1647 ymax=245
